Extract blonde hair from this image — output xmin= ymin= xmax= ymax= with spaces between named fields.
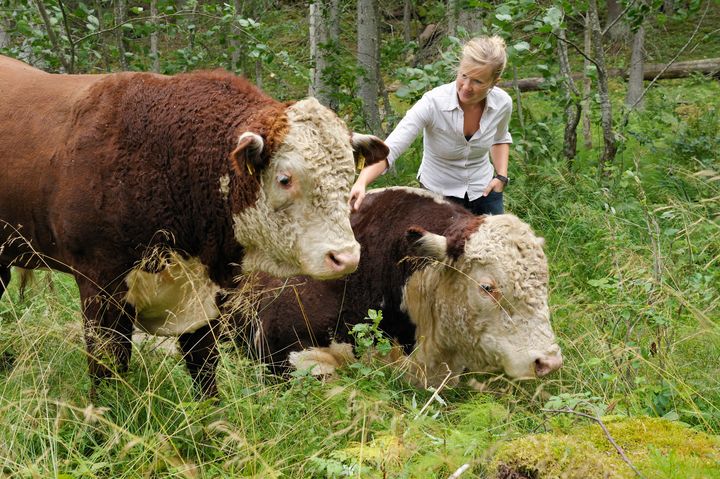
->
xmin=460 ymin=35 xmax=507 ymax=81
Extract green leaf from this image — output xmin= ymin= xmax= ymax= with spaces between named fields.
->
xmin=495 ymin=13 xmax=512 ymax=22
xmin=513 ymin=41 xmax=531 ymax=52
xmin=543 ymin=6 xmax=563 ymax=29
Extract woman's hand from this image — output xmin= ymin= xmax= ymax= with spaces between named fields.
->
xmin=482 ymin=177 xmax=505 ymax=196
xmin=349 ymin=181 xmax=367 ymax=211
xmin=349 ymin=159 xmax=389 ymax=211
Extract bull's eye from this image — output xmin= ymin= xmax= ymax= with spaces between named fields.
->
xmin=277 ymin=174 xmax=292 ymax=188
xmin=480 ymin=284 xmax=495 ymax=294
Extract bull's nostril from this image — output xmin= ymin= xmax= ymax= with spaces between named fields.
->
xmin=535 ymin=355 xmax=562 ymax=377
xmin=324 ymin=250 xmax=359 ymax=274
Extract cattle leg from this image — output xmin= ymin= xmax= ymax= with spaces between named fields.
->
xmin=77 ymin=278 xmax=134 ymax=398
xmin=0 ymin=266 xmax=10 ymax=299
xmin=178 ymin=321 xmax=220 ymax=398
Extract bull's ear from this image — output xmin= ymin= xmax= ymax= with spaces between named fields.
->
xmin=405 ymin=226 xmax=448 ymax=261
xmin=230 ymin=132 xmax=266 ymax=176
xmin=350 ymin=133 xmax=389 ymax=168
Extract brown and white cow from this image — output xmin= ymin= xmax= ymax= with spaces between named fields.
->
xmin=0 ymin=55 xmax=387 ymax=396
xmin=234 ymin=187 xmax=562 ymax=387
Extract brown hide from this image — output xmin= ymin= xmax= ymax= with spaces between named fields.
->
xmin=235 ymin=188 xmax=476 ymax=372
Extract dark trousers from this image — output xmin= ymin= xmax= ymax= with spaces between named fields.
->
xmin=445 ymin=191 xmax=504 ymax=215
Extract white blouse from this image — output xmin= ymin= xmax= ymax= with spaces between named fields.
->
xmin=385 ymin=81 xmax=513 ymax=201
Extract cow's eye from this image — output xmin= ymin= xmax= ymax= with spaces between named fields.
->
xmin=480 ymin=284 xmax=495 ymax=294
xmin=277 ymin=174 xmax=292 ymax=188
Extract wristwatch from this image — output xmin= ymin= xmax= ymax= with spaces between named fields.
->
xmin=493 ymin=174 xmax=509 ymax=185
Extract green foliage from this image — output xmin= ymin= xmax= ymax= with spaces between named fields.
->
xmin=350 ymin=309 xmax=392 ymax=357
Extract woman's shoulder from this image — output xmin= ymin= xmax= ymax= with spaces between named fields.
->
xmin=489 ymin=86 xmax=513 ymax=108
xmin=491 ymin=86 xmax=512 ymax=101
xmin=424 ymin=81 xmax=457 ymax=99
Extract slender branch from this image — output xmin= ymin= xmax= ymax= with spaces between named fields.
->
xmin=542 ymin=408 xmax=647 ymax=479
xmin=551 ymin=30 xmax=600 ymax=69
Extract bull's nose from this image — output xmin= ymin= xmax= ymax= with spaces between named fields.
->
xmin=324 ymin=249 xmax=360 ymax=276
xmin=534 ymin=353 xmax=563 ymax=377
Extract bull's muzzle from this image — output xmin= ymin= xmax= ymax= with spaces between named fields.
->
xmin=534 ymin=352 xmax=563 ymax=377
xmin=323 ymin=248 xmax=360 ymax=277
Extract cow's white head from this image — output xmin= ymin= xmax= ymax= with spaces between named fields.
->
xmin=402 ymin=214 xmax=562 ymax=385
xmin=230 ymin=98 xmax=387 ymax=280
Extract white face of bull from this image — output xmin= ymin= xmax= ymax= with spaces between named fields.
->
xmin=402 ymin=214 xmax=562 ymax=384
xmin=232 ymin=98 xmax=360 ymax=280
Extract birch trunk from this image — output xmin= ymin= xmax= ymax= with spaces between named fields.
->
xmin=309 ymin=0 xmax=339 ymax=109
xmin=114 ymin=0 xmax=128 ymax=70
xmin=403 ymin=0 xmax=412 ymax=43
xmin=606 ymin=0 xmax=629 ymax=41
xmin=447 ymin=0 xmax=458 ymax=36
xmin=357 ymin=0 xmax=382 ymax=135
xmin=0 ymin=23 xmax=8 ymax=49
xmin=625 ymin=26 xmax=645 ymax=111
xmin=150 ymin=0 xmax=160 ymax=72
xmin=582 ymin=13 xmax=593 ymax=149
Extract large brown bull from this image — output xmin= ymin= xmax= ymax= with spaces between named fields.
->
xmin=0 ymin=55 xmax=387 ymax=396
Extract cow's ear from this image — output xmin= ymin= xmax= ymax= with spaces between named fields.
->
xmin=230 ymin=132 xmax=266 ymax=176
xmin=350 ymin=133 xmax=389 ymax=168
xmin=405 ymin=226 xmax=448 ymax=261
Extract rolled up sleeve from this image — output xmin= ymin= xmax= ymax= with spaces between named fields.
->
xmin=493 ymin=102 xmax=513 ymax=145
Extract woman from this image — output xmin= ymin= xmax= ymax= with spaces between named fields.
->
xmin=350 ymin=35 xmax=512 ymax=215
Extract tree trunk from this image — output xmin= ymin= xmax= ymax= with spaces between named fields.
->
xmin=309 ymin=0 xmax=339 ymax=109
xmin=589 ymin=0 xmax=617 ymax=175
xmin=458 ymin=7 xmax=483 ymax=35
xmin=403 ymin=0 xmax=412 ymax=43
xmin=625 ymin=26 xmax=645 ymax=110
xmin=230 ymin=0 xmax=243 ymax=73
xmin=33 ymin=0 xmax=71 ymax=72
xmin=114 ymin=0 xmax=128 ymax=70
xmin=0 ymin=24 xmax=8 ymax=49
xmin=150 ymin=0 xmax=160 ymax=72
xmin=557 ymin=28 xmax=581 ymax=167
xmin=663 ymin=0 xmax=675 ymax=15
xmin=606 ymin=0 xmax=629 ymax=41
xmin=357 ymin=0 xmax=382 ymax=135
xmin=582 ymin=13 xmax=593 ymax=149
xmin=447 ymin=0 xmax=458 ymax=36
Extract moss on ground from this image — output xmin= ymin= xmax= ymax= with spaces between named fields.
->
xmin=490 ymin=416 xmax=720 ymax=479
